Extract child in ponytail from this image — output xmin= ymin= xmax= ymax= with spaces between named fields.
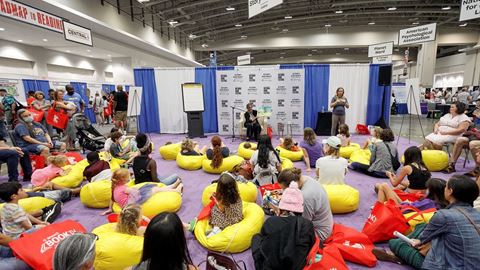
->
xmin=116 ymin=204 xmax=147 ymax=236
xmin=206 ymin=136 xmax=230 ymax=169
xmin=31 ymin=155 xmax=80 ymax=194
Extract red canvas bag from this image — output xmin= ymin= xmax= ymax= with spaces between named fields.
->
xmin=259 ymin=182 xmax=282 ymax=197
xmin=362 ymin=199 xmax=410 ymax=243
xmin=46 ymin=102 xmax=69 ymax=129
xmin=303 ymin=237 xmax=348 ymax=270
xmin=27 ymin=108 xmax=44 ymax=122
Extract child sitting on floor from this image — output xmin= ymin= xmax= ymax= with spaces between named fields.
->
xmin=363 ymin=126 xmax=382 ymax=151
xmin=102 ymin=169 xmax=183 ymax=215
xmin=0 ymin=182 xmax=49 ymax=238
xmin=279 ymin=136 xmax=300 ymax=151
xmin=30 ymin=155 xmax=80 ymax=195
xmin=116 ymin=204 xmax=147 ymax=236
xmin=207 ymin=172 xmax=244 ymax=238
xmin=110 ymin=131 xmax=139 ymax=165
xmin=83 ymin=151 xmax=112 ymax=182
xmin=337 ymin=124 xmax=351 ymax=147
xmin=180 ymin=138 xmax=206 ymax=156
xmin=243 ymin=142 xmax=256 ymax=150
xmin=104 ymin=127 xmax=136 ymax=152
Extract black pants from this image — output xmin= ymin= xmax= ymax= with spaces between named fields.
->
xmin=350 ymin=162 xmax=388 ymax=178
xmin=245 ymin=122 xmax=261 ymax=140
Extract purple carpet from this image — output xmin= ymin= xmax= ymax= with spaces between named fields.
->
xmin=9 ymin=134 xmax=474 ymax=269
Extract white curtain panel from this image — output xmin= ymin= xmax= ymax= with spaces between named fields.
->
xmin=328 ymin=64 xmax=371 ymax=131
xmin=154 ymin=68 xmax=195 ymax=133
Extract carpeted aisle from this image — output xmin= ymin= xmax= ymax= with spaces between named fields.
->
xmin=7 ymin=134 xmax=473 ymax=269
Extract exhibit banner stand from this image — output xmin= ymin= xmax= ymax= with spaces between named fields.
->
xmin=182 ymin=83 xmax=206 ymax=138
xmin=127 ymin=86 xmax=143 ymax=133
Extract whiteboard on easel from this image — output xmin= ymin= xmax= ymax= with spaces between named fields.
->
xmin=181 ymin=83 xmax=204 ymax=112
xmin=405 ymin=78 xmax=422 ymax=116
xmin=127 ymin=86 xmax=143 ymax=117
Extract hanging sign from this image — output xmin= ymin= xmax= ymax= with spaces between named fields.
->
xmin=249 ymin=0 xmax=283 ymax=18
xmin=368 ymin=41 xmax=394 ymax=57
xmin=237 ymin=54 xmax=251 ymax=66
xmin=209 ymin=51 xmax=217 ymax=67
xmin=372 ymin=55 xmax=392 ymax=64
xmin=460 ymin=0 xmax=480 ymax=21
xmin=0 ymin=0 xmax=63 ymax=33
xmin=63 ymin=21 xmax=93 ymax=46
xmin=399 ymin=23 xmax=437 ymax=46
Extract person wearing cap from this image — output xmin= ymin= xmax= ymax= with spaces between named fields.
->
xmin=316 ymin=136 xmax=348 ymax=185
xmin=252 ymin=181 xmax=316 ymax=269
xmin=350 ymin=128 xmax=398 ymax=178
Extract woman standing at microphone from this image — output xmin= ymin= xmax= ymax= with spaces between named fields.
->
xmin=330 ymin=87 xmax=349 ymax=135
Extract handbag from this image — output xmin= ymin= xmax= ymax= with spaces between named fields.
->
xmin=303 ymin=237 xmax=348 ymax=270
xmin=9 ymin=220 xmax=86 ymax=270
xmin=46 ymin=102 xmax=69 ymax=129
xmin=356 ymin=124 xmax=370 ymax=135
xmin=362 ymin=200 xmax=410 ymax=243
xmin=384 ymin=142 xmax=401 ymax=171
xmin=27 ymin=108 xmax=45 ymax=122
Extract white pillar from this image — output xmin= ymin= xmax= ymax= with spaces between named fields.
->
xmin=416 ymin=39 xmax=438 ymax=87
xmin=111 ymin=57 xmax=134 ymax=85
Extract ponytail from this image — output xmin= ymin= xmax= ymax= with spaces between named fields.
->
xmin=210 ymin=136 xmax=223 ymax=169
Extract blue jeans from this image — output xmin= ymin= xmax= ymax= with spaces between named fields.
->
xmin=350 ymin=162 xmax=388 ymax=178
xmin=27 ymin=189 xmax=71 ymax=203
xmin=159 ymin=174 xmax=179 ymax=185
xmin=0 ymin=120 xmax=7 ymax=139
xmin=0 ymin=150 xmax=32 ymax=182
xmin=0 ymin=245 xmax=31 ymax=270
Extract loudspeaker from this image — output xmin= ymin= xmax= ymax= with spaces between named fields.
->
xmin=378 ymin=65 xmax=392 ymax=86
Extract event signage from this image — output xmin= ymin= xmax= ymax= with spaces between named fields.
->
xmin=460 ymin=0 xmax=480 ymax=21
xmin=248 ymin=0 xmax=283 ymax=18
xmin=372 ymin=55 xmax=392 ymax=64
xmin=368 ymin=41 xmax=394 ymax=57
xmin=63 ymin=21 xmax=93 ymax=46
xmin=398 ymin=23 xmax=437 ymax=45
xmin=0 ymin=0 xmax=63 ymax=33
xmin=237 ymin=54 xmax=251 ymax=66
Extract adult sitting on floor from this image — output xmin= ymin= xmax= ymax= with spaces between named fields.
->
xmin=14 ymin=109 xmax=66 ymax=159
xmin=350 ymin=128 xmax=399 ymax=178
xmin=0 ymin=233 xmax=30 ymax=270
xmin=0 ymin=134 xmax=32 ymax=182
xmin=421 ymin=101 xmax=470 ymax=151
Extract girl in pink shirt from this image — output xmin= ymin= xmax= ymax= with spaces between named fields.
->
xmin=102 ymin=168 xmax=183 ymax=215
xmin=31 ymin=155 xmax=81 ymax=195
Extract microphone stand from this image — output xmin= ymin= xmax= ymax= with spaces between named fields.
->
xmin=227 ymin=105 xmax=246 ymax=142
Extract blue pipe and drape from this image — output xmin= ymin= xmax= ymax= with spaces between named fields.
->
xmin=133 ymin=69 xmax=161 ymax=133
xmin=366 ymin=65 xmax=392 ymax=126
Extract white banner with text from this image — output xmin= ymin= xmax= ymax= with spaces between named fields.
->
xmin=399 ymin=23 xmax=437 ymax=46
xmin=0 ymin=0 xmax=63 ymax=33
xmin=248 ymin=0 xmax=283 ymax=18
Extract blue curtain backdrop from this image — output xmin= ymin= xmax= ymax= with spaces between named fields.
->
xmin=134 ymin=68 xmax=161 ymax=133
xmin=36 ymin=80 xmax=50 ymax=97
xmin=70 ymin=82 xmax=95 ymax=123
xmin=22 ymin=79 xmax=37 ymax=97
xmin=303 ymin=65 xmax=330 ymax=129
xmin=366 ymin=64 xmax=392 ymax=126
xmin=195 ymin=67 xmax=218 ymax=133
xmin=102 ymin=84 xmax=115 ymax=94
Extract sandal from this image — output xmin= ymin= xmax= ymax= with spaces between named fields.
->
xmin=442 ymin=164 xmax=456 ymax=174
xmin=372 ymin=248 xmax=404 ymax=265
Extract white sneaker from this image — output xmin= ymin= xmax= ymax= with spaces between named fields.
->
xmin=206 ymin=226 xmax=222 ymax=238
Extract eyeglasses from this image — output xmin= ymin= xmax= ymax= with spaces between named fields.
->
xmin=86 ymin=233 xmax=99 ymax=254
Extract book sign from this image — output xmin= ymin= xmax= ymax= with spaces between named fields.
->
xmin=368 ymin=41 xmax=394 ymax=57
xmin=460 ymin=0 xmax=480 ymax=21
xmin=399 ymin=23 xmax=437 ymax=46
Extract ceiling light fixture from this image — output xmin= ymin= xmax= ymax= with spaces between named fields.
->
xmin=240 ymin=35 xmax=248 ymax=39
xmin=188 ymin=33 xmax=197 ymax=39
xmin=235 ymin=24 xmax=242 ymax=27
xmin=0 ymin=27 xmax=4 ymax=31
xmin=66 ymin=50 xmax=71 ymax=52
xmin=137 ymin=0 xmax=150 ymax=3
xmin=282 ymin=28 xmax=289 ymax=32
xmin=201 ymin=44 xmax=208 ymax=48
xmin=280 ymin=52 xmax=286 ymax=55
xmin=280 ymin=56 xmax=284 ymax=59
xmin=336 ymin=52 xmax=341 ymax=55
xmin=226 ymin=7 xmax=235 ymax=11
xmin=87 ymin=49 xmax=91 ymax=52
xmin=335 ymin=10 xmax=343 ymax=14
xmin=107 ymin=54 xmax=111 ymax=57
xmin=312 ymin=49 xmax=318 ymax=52
xmin=284 ymin=15 xmax=292 ymax=19
xmin=368 ymin=22 xmax=375 ymax=25
xmin=442 ymin=6 xmax=451 ymax=10
xmin=88 ymin=55 xmax=93 ymax=57
xmin=325 ymin=24 xmax=332 ymax=27
xmin=17 ymin=39 xmax=23 ymax=42
xmin=412 ymin=22 xmax=419 ymax=25
xmin=308 ymin=54 xmax=312 ymax=56
xmin=388 ymin=7 xmax=397 ymax=11
xmin=42 ymin=38 xmax=48 ymax=42
xmin=168 ymin=20 xmax=178 ymax=25
xmin=459 ymin=23 xmax=468 ymax=27
xmin=344 ymin=48 xmax=349 ymax=51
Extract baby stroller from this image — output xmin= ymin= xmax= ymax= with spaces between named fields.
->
xmin=70 ymin=113 xmax=106 ymax=152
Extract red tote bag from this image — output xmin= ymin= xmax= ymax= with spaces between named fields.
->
xmin=303 ymin=237 xmax=348 ymax=270
xmin=27 ymin=108 xmax=44 ymax=122
xmin=327 ymin=223 xmax=377 ymax=267
xmin=393 ymin=189 xmax=425 ymax=202
xmin=259 ymin=183 xmax=282 ymax=197
xmin=46 ymin=103 xmax=69 ymax=129
xmin=9 ymin=220 xmax=87 ymax=270
xmin=362 ymin=200 xmax=410 ymax=243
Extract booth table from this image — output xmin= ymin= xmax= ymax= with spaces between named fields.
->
xmin=315 ymin=112 xmax=332 ymax=136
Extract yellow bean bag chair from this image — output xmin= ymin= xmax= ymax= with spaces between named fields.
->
xmin=201 ymin=182 xmax=258 ymax=206
xmin=80 ymin=179 xmax=112 ymax=208
xmin=159 ymin=143 xmax=181 ymax=160
xmin=323 ymin=185 xmax=360 ymax=214
xmin=281 ymin=157 xmax=294 ymax=169
xmin=350 ymin=149 xmax=371 ymax=166
xmin=339 ymin=143 xmax=361 ymax=159
xmin=416 ymin=150 xmax=449 ymax=172
xmin=202 ymin=155 xmax=244 ymax=174
xmin=194 ymin=202 xmax=264 ymax=253
xmin=51 ymin=159 xmax=89 ymax=188
xmin=0 ymin=197 xmax=55 ymax=214
xmin=404 ymin=211 xmax=435 ymax=233
xmin=238 ymin=142 xmax=257 ymax=159
xmin=112 ymin=182 xmax=182 ymax=218
xmin=92 ymin=223 xmax=143 ymax=270
xmin=176 ymin=153 xmax=206 ymax=170
xmin=275 ymin=147 xmax=303 ymax=162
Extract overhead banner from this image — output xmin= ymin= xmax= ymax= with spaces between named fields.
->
xmin=372 ymin=55 xmax=392 ymax=64
xmin=368 ymin=41 xmax=394 ymax=57
xmin=216 ymin=67 xmax=304 ymax=136
xmin=63 ymin=21 xmax=93 ymax=46
xmin=237 ymin=54 xmax=251 ymax=66
xmin=399 ymin=23 xmax=437 ymax=46
xmin=0 ymin=0 xmax=63 ymax=33
xmin=460 ymin=0 xmax=480 ymax=21
xmin=248 ymin=0 xmax=283 ymax=18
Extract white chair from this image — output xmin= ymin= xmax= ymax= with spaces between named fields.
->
xmin=238 ymin=114 xmax=268 ymax=139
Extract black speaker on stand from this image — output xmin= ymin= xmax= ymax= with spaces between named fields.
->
xmin=374 ymin=65 xmax=392 ymax=129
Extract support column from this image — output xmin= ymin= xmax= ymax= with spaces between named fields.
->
xmin=416 ymin=39 xmax=438 ymax=87
xmin=464 ymin=49 xmax=480 ymax=86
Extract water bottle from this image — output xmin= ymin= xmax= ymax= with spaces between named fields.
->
xmin=321 ymin=106 xmax=325 ymax=113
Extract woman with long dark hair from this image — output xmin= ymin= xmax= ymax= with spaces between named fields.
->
xmin=250 ymin=135 xmax=282 ymax=185
xmin=206 ymin=136 xmax=229 ymax=169
xmin=133 ymin=212 xmax=197 ymax=270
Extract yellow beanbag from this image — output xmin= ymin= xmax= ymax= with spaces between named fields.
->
xmin=281 ymin=157 xmax=294 ymax=169
xmin=323 ymin=185 xmax=360 ymax=214
xmin=112 ymin=182 xmax=182 ymax=218
xmin=92 ymin=223 xmax=143 ymax=270
xmin=159 ymin=143 xmax=181 ymax=160
xmin=404 ymin=211 xmax=435 ymax=233
xmin=202 ymin=155 xmax=244 ymax=174
xmin=421 ymin=150 xmax=449 ymax=172
xmin=350 ymin=149 xmax=371 ymax=166
xmin=176 ymin=153 xmax=206 ymax=170
xmin=51 ymin=160 xmax=89 ymax=188
xmin=80 ymin=180 xmax=111 ymax=208
xmin=339 ymin=143 xmax=361 ymax=159
xmin=201 ymin=182 xmax=258 ymax=206
xmin=275 ymin=147 xmax=303 ymax=162
xmin=238 ymin=142 xmax=257 ymax=159
xmin=0 ymin=197 xmax=55 ymax=214
xmin=194 ymin=202 xmax=264 ymax=253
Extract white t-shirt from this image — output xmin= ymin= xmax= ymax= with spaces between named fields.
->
xmin=315 ymin=155 xmax=348 ymax=185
